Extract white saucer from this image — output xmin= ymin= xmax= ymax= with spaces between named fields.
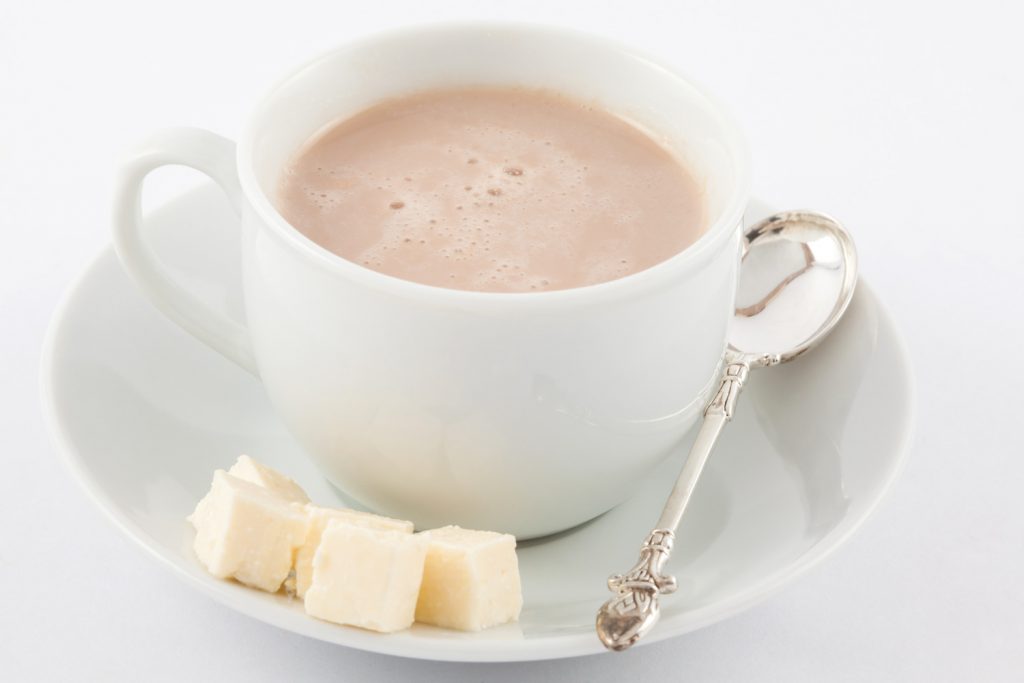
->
xmin=41 ymin=185 xmax=913 ymax=662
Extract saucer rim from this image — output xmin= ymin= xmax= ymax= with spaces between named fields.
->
xmin=39 ymin=192 xmax=915 ymax=662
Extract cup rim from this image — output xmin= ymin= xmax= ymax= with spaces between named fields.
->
xmin=237 ymin=21 xmax=750 ymax=306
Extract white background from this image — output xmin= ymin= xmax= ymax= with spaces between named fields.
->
xmin=2 ymin=1 xmax=1022 ymax=680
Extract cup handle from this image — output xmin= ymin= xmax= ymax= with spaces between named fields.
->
xmin=112 ymin=127 xmax=258 ymax=375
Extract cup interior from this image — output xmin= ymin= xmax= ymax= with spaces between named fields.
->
xmin=241 ymin=23 xmax=749 ymax=286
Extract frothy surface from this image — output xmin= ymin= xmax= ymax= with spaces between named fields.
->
xmin=277 ymin=88 xmax=705 ymax=293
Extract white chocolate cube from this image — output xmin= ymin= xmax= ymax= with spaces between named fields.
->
xmin=415 ymin=526 xmax=522 ymax=631
xmin=304 ymin=521 xmax=427 ymax=633
xmin=294 ymin=505 xmax=414 ymax=598
xmin=227 ymin=454 xmax=310 ymax=503
xmin=188 ymin=470 xmax=308 ymax=592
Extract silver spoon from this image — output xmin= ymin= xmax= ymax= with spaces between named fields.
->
xmin=595 ymin=210 xmax=858 ymax=651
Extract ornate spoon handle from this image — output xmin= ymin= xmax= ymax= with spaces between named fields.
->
xmin=596 ymin=354 xmax=754 ymax=651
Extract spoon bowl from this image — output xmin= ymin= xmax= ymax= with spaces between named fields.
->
xmin=730 ymin=211 xmax=858 ymax=364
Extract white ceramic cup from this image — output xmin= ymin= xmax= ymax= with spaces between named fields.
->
xmin=113 ymin=24 xmax=749 ymax=538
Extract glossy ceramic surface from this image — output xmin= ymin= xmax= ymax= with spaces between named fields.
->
xmin=42 ymin=186 xmax=913 ymax=661
xmin=112 ymin=24 xmax=750 ymax=537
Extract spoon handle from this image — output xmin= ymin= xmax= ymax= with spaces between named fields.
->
xmin=595 ymin=355 xmax=751 ymax=651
